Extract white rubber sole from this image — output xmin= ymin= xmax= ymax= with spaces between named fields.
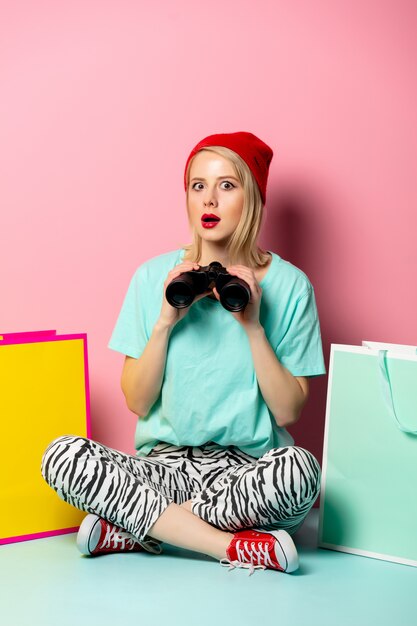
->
xmin=254 ymin=528 xmax=299 ymax=573
xmin=76 ymin=514 xmax=102 ymax=555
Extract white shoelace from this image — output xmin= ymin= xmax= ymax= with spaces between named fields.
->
xmin=220 ymin=538 xmax=273 ymax=576
xmin=220 ymin=558 xmax=266 ymax=576
xmin=101 ymin=525 xmax=138 ymax=550
xmin=100 ymin=524 xmax=162 ymax=554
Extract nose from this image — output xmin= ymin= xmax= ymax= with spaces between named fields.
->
xmin=203 ymin=187 xmax=218 ymax=207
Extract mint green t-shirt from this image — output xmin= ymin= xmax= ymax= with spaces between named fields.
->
xmin=108 ymin=248 xmax=326 ymax=458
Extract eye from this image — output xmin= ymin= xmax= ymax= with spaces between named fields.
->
xmin=191 ymin=182 xmax=205 ymax=190
xmin=220 ymin=181 xmax=235 ymax=190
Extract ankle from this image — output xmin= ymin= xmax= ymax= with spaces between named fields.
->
xmin=212 ymin=531 xmax=234 ymax=561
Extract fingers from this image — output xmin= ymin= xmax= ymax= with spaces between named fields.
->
xmin=170 ymin=262 xmax=199 ymax=275
xmin=164 ymin=262 xmax=199 ymax=285
xmin=226 ymin=265 xmax=253 ymax=278
xmin=226 ymin=265 xmax=261 ymax=299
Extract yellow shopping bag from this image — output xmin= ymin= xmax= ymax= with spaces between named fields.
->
xmin=0 ymin=330 xmax=91 ymax=544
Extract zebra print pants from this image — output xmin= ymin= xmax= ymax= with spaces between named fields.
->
xmin=41 ymin=435 xmax=321 ymax=544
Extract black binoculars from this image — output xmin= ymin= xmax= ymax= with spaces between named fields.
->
xmin=165 ymin=262 xmax=251 ymax=312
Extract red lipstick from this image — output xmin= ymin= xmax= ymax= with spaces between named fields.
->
xmin=201 ymin=213 xmax=221 ymax=229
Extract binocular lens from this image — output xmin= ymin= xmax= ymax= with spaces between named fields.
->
xmin=222 ymin=284 xmax=248 ymax=311
xmin=167 ymin=283 xmax=193 ymax=308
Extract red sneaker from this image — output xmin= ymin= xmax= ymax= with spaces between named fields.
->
xmin=222 ymin=529 xmax=299 ymax=575
xmin=76 ymin=514 xmax=163 ymax=556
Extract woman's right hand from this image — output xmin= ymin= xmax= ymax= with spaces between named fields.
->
xmin=157 ymin=262 xmax=213 ymax=329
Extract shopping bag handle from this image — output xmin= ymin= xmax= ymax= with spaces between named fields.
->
xmin=378 ymin=349 xmax=417 ymax=435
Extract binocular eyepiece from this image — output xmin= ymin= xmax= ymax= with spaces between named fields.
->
xmin=165 ymin=262 xmax=250 ymax=312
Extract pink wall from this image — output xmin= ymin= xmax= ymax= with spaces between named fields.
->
xmin=1 ymin=1 xmax=416 ymax=469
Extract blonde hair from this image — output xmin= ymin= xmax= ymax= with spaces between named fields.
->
xmin=181 ymin=146 xmax=271 ymax=269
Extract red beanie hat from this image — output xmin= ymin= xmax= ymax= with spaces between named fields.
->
xmin=184 ymin=131 xmax=273 ymax=204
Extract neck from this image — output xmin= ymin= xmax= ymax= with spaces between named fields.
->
xmin=198 ymin=242 xmax=247 ymax=269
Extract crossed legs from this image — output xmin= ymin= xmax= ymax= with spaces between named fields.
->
xmin=41 ymin=436 xmax=320 ymax=562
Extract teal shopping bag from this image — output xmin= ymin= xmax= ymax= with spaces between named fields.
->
xmin=318 ymin=341 xmax=417 ymax=567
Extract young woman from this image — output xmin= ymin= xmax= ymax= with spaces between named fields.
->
xmin=41 ymin=131 xmax=326 ymax=576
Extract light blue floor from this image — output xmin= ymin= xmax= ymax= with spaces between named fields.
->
xmin=1 ymin=509 xmax=415 ymax=626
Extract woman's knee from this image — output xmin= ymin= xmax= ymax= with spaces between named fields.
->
xmin=262 ymin=445 xmax=321 ymax=504
xmin=40 ymin=434 xmax=90 ymax=485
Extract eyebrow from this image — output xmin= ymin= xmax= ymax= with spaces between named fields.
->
xmin=190 ymin=175 xmax=239 ymax=182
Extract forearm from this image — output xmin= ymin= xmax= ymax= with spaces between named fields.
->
xmin=122 ymin=321 xmax=173 ymax=417
xmin=245 ymin=323 xmax=306 ymax=427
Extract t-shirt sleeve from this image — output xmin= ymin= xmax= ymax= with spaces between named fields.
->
xmin=275 ymin=285 xmax=326 ymax=377
xmin=107 ymin=266 xmax=150 ymax=359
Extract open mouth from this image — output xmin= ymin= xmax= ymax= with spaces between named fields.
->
xmin=202 ymin=213 xmax=221 ymax=223
xmin=201 ymin=215 xmax=221 ymax=228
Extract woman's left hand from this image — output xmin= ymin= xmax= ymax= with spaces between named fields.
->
xmin=212 ymin=265 xmax=262 ymax=331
